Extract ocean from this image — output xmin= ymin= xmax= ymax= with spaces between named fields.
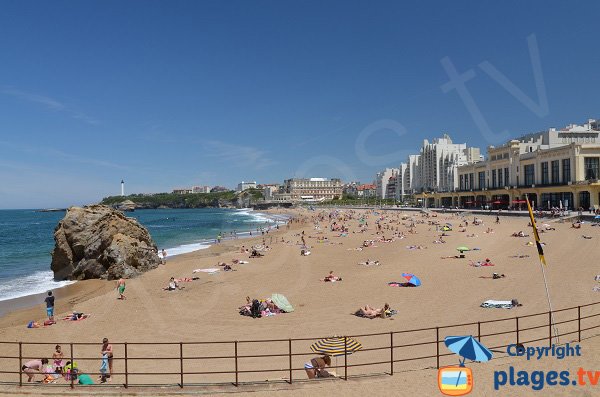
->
xmin=0 ymin=208 xmax=285 ymax=302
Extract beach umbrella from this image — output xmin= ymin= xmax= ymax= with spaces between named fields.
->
xmin=456 ymin=246 xmax=470 ymax=252
xmin=271 ymin=294 xmax=294 ymax=313
xmin=310 ymin=337 xmax=362 ymax=357
xmin=444 ymin=335 xmax=493 ymax=365
xmin=402 ymin=273 xmax=422 ymax=286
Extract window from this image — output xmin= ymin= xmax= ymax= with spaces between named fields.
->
xmin=497 ymin=168 xmax=503 ymax=187
xmin=460 ymin=175 xmax=464 ymax=190
xmin=492 ymin=169 xmax=497 ymax=188
xmin=584 ymin=158 xmax=600 ymax=180
xmin=478 ymin=172 xmax=485 ymax=190
xmin=469 ymin=173 xmax=474 ymax=190
xmin=562 ymin=159 xmax=571 ymax=183
xmin=541 ymin=162 xmax=549 ymax=185
xmin=504 ymin=168 xmax=509 ymax=186
xmin=524 ymin=164 xmax=535 ymax=186
xmin=551 ymin=160 xmax=560 ymax=184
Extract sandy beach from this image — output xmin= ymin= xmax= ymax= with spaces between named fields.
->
xmin=0 ymin=207 xmax=599 ymax=396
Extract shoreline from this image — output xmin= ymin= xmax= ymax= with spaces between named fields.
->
xmin=0 ymin=208 xmax=295 ymax=322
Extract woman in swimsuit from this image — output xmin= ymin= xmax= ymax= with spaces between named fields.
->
xmin=304 ymin=355 xmax=332 ymax=379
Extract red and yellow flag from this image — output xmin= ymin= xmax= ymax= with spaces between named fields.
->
xmin=526 ymin=196 xmax=547 ymax=266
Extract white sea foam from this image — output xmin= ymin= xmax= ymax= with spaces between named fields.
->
xmin=161 ymin=242 xmax=212 ymax=258
xmin=0 ymin=271 xmax=76 ymax=302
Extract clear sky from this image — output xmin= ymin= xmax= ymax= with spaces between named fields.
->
xmin=1 ymin=1 xmax=599 ymax=208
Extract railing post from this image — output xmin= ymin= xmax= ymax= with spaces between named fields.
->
xmin=344 ymin=336 xmax=348 ymax=381
xmin=234 ymin=341 xmax=239 ymax=387
xmin=578 ymin=306 xmax=581 ymax=342
xmin=179 ymin=343 xmax=183 ymax=388
xmin=390 ymin=332 xmax=394 ymax=376
xmin=516 ymin=317 xmax=520 ymax=345
xmin=18 ymin=342 xmax=22 ymax=387
xmin=548 ymin=311 xmax=552 ymax=348
xmin=288 ymin=339 xmax=292 ymax=384
xmin=124 ymin=342 xmax=128 ymax=388
xmin=435 ymin=327 xmax=440 ymax=369
xmin=70 ymin=343 xmax=74 ymax=389
xmin=477 ymin=322 xmax=481 ymax=342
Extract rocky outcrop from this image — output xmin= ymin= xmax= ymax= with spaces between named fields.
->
xmin=51 ymin=205 xmax=162 ymax=281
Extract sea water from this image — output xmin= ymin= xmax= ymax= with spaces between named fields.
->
xmin=0 ymin=208 xmax=284 ymax=302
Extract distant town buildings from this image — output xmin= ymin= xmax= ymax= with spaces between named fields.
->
xmin=344 ymin=182 xmax=377 ymax=199
xmin=172 ymin=185 xmax=225 ymax=194
xmin=261 ymin=184 xmax=280 ymax=200
xmin=237 ymin=181 xmax=257 ymax=192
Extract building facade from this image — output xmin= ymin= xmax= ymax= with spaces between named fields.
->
xmin=375 ymin=168 xmax=399 ymax=199
xmin=237 ymin=181 xmax=257 ymax=192
xmin=281 ymin=178 xmax=343 ymax=201
xmin=427 ymin=119 xmax=600 ymax=210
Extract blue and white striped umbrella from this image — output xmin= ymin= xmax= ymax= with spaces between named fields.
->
xmin=444 ymin=335 xmax=493 ymax=363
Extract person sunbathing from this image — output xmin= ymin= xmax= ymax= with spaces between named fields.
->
xmin=571 ymin=222 xmax=581 ymax=229
xmin=356 ymin=303 xmax=390 ymax=319
xmin=323 ymin=271 xmax=342 ymax=282
xmin=62 ymin=313 xmax=89 ymax=321
xmin=492 ymin=273 xmax=506 ymax=279
xmin=249 ymin=250 xmax=263 ymax=258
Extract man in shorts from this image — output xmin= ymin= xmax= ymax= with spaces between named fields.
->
xmin=44 ymin=291 xmax=55 ymax=322
xmin=116 ymin=278 xmax=126 ymax=300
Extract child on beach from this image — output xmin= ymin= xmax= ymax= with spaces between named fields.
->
xmin=53 ymin=345 xmax=64 ymax=374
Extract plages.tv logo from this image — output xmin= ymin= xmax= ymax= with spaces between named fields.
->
xmin=438 ymin=335 xmax=493 ymax=396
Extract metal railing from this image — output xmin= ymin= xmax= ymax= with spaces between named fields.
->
xmin=1 ymin=301 xmax=599 ymax=390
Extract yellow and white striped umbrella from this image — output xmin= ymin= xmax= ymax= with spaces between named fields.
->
xmin=310 ymin=337 xmax=362 ymax=357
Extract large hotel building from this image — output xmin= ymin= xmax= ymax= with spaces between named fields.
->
xmin=425 ymin=119 xmax=600 ymax=210
xmin=279 ymin=178 xmax=343 ymax=202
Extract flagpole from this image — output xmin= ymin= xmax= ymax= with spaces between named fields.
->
xmin=525 ymin=195 xmax=559 ymax=343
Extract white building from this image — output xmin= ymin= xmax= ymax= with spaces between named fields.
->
xmin=262 ymin=184 xmax=280 ymax=200
xmin=237 ymin=181 xmax=257 ymax=192
xmin=192 ymin=186 xmax=211 ymax=193
xmin=419 ymin=134 xmax=481 ymax=193
xmin=375 ymin=168 xmax=399 ymax=199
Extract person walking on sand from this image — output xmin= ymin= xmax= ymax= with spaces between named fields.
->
xmin=161 ymin=249 xmax=167 ymax=264
xmin=101 ymin=338 xmax=113 ymax=380
xmin=45 ymin=291 xmax=55 ymax=322
xmin=116 ymin=278 xmax=126 ymax=300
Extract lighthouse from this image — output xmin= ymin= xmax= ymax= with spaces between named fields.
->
xmin=121 ymin=180 xmax=125 ymax=196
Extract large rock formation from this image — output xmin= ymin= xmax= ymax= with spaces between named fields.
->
xmin=51 ymin=205 xmax=162 ymax=281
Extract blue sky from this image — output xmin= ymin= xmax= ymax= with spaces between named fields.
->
xmin=1 ymin=1 xmax=599 ymax=208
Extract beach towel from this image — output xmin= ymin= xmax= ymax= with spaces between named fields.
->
xmin=193 ymin=268 xmax=220 ymax=274
xmin=480 ymin=300 xmax=514 ymax=309
xmin=78 ymin=374 xmax=94 ymax=385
